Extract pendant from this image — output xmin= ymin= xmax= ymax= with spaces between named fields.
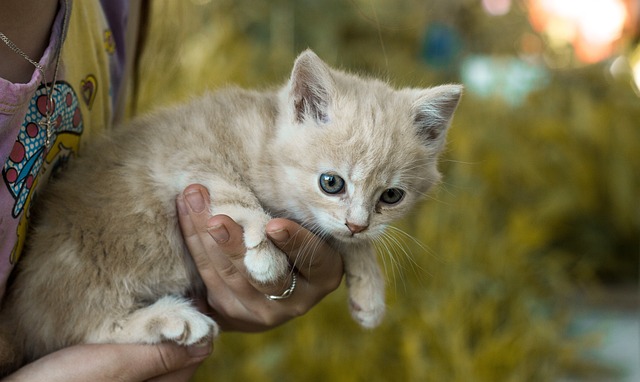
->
xmin=40 ymin=93 xmax=56 ymax=152
xmin=41 ymin=115 xmax=54 ymax=150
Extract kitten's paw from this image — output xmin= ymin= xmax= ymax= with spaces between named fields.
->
xmin=152 ymin=305 xmax=219 ymax=345
xmin=349 ymin=296 xmax=386 ymax=328
xmin=244 ymin=239 xmax=289 ymax=284
xmin=225 ymin=209 xmax=289 ymax=283
xmin=346 ymin=277 xmax=386 ymax=328
xmin=112 ymin=296 xmax=219 ymax=346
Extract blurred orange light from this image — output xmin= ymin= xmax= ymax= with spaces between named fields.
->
xmin=528 ymin=0 xmax=630 ymax=63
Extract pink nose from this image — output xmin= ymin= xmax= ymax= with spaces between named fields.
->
xmin=346 ymin=222 xmax=368 ymax=234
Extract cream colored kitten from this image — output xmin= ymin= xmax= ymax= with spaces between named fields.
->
xmin=0 ymin=50 xmax=461 ymax=373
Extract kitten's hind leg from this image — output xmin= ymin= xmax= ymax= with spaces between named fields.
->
xmin=88 ymin=296 xmax=218 ymax=346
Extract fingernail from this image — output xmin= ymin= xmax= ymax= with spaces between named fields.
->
xmin=187 ymin=341 xmax=212 ymax=358
xmin=208 ymin=224 xmax=229 ymax=244
xmin=267 ymin=228 xmax=290 ymax=243
xmin=176 ymin=197 xmax=189 ymax=216
xmin=185 ymin=189 xmax=206 ymax=213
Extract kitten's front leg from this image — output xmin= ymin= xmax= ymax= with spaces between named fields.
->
xmin=198 ymin=181 xmax=289 ymax=284
xmin=343 ymin=243 xmax=386 ymax=328
xmin=221 ymin=204 xmax=289 ymax=283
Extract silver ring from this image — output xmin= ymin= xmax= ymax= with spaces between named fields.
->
xmin=265 ymin=273 xmax=297 ymax=301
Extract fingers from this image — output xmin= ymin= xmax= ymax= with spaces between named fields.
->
xmin=205 ymin=216 xmax=343 ymax=329
xmin=177 ymin=185 xmax=294 ymax=298
xmin=147 ymin=364 xmax=200 ymax=382
xmin=267 ymin=218 xmax=344 ymax=297
xmin=176 ymin=186 xmax=247 ymax=295
xmin=176 ymin=185 xmax=245 ymax=278
xmin=7 ymin=342 xmax=211 ymax=382
xmin=176 ymin=184 xmax=344 ymax=332
xmin=177 ymin=186 xmax=255 ymax=322
xmin=205 ymin=214 xmax=251 ymax=281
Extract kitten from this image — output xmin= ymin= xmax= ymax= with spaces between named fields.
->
xmin=0 ymin=50 xmax=461 ymax=372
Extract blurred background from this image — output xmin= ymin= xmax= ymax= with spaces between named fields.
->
xmin=131 ymin=0 xmax=639 ymax=380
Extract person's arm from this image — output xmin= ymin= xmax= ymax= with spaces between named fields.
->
xmin=4 ymin=341 xmax=211 ymax=382
xmin=0 ymin=0 xmax=59 ymax=83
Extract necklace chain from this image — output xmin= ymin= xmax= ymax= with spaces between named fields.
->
xmin=0 ymin=0 xmax=69 ymax=150
xmin=0 ymin=33 xmax=46 ymax=75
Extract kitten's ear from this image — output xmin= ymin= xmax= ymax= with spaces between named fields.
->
xmin=288 ymin=49 xmax=333 ymax=124
xmin=412 ymin=84 xmax=463 ymax=150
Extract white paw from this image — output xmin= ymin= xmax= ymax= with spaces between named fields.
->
xmin=346 ymin=279 xmax=386 ymax=328
xmin=141 ymin=296 xmax=218 ymax=345
xmin=349 ymin=296 xmax=386 ymax=328
xmin=244 ymin=239 xmax=289 ymax=284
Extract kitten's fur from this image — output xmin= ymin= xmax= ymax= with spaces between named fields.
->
xmin=0 ymin=50 xmax=461 ymax=372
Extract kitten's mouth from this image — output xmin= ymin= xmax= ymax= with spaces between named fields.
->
xmin=334 ymin=229 xmax=370 ymax=243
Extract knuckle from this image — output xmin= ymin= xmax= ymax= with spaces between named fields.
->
xmin=155 ymin=344 xmax=179 ymax=373
xmin=322 ymin=273 xmax=343 ymax=293
xmin=289 ymin=302 xmax=309 ymax=318
xmin=191 ymin=249 xmax=212 ymax=270
xmin=250 ymin=306 xmax=288 ymax=328
xmin=218 ymin=262 xmax=242 ymax=280
xmin=225 ymin=249 xmax=246 ymax=263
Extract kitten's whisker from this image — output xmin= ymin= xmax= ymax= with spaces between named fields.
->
xmin=385 ymin=231 xmax=423 ymax=287
xmin=384 ymin=226 xmax=437 ymax=281
xmin=373 ymin=236 xmax=396 ymax=291
xmin=440 ymin=158 xmax=479 ymax=165
xmin=386 ymin=226 xmax=433 ymax=258
xmin=375 ymin=232 xmax=408 ymax=293
xmin=288 ymin=219 xmax=330 ymax=281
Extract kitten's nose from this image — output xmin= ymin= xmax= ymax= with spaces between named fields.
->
xmin=346 ymin=221 xmax=368 ymax=234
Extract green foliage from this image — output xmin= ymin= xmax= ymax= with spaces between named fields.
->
xmin=134 ymin=1 xmax=639 ymax=380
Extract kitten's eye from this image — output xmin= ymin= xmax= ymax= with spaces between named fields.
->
xmin=380 ymin=188 xmax=405 ymax=204
xmin=319 ymin=173 xmax=345 ymax=195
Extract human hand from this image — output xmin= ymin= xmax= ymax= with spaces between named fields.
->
xmin=176 ymin=184 xmax=344 ymax=332
xmin=4 ymin=341 xmax=211 ymax=382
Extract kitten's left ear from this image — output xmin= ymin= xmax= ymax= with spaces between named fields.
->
xmin=412 ymin=84 xmax=463 ymax=150
xmin=288 ymin=49 xmax=334 ymax=124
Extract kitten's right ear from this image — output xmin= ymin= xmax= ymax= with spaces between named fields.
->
xmin=288 ymin=49 xmax=333 ymax=124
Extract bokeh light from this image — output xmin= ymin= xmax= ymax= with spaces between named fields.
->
xmin=461 ymin=55 xmax=549 ymax=106
xmin=632 ymin=47 xmax=640 ymax=93
xmin=528 ymin=0 xmax=630 ymax=63
xmin=482 ymin=0 xmax=512 ymax=16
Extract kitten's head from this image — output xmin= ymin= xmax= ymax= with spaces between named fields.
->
xmin=271 ymin=50 xmax=461 ymax=245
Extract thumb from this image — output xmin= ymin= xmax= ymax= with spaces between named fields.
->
xmin=128 ymin=341 xmax=213 ymax=381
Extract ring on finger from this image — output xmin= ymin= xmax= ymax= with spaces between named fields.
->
xmin=265 ymin=273 xmax=297 ymax=301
